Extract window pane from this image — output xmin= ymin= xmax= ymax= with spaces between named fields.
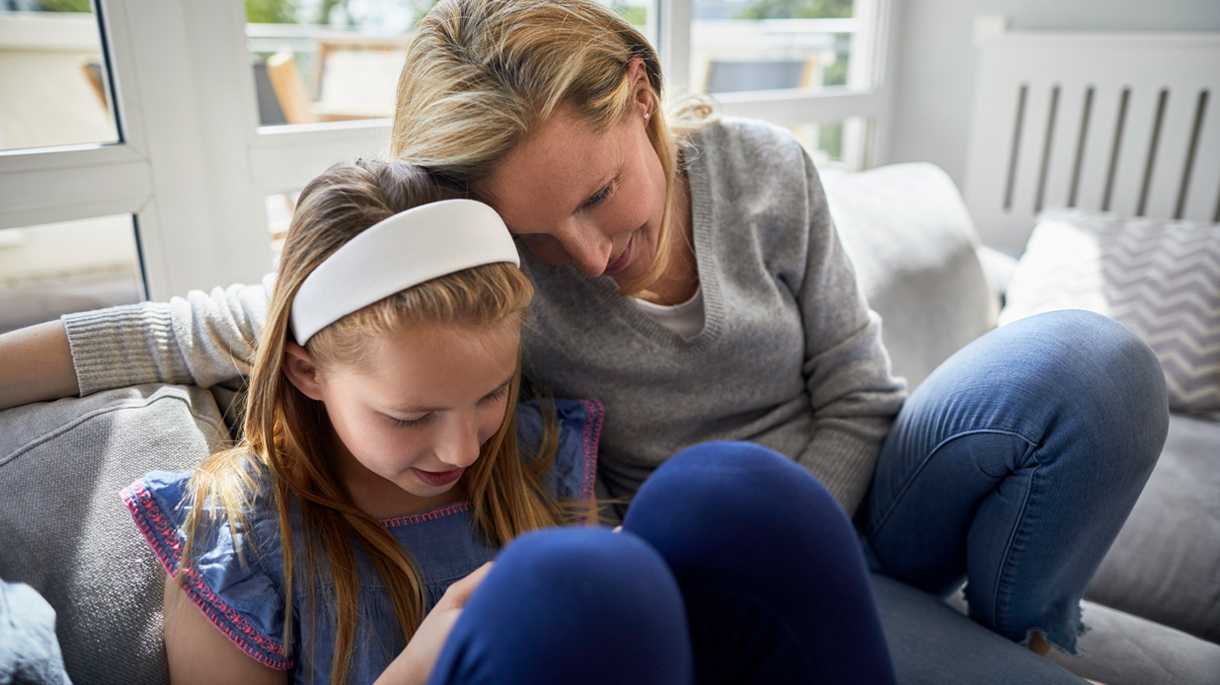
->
xmin=265 ymin=190 xmax=299 ymax=267
xmin=599 ymin=0 xmax=657 ymax=48
xmin=692 ymin=0 xmax=855 ymax=95
xmin=0 ymin=215 xmax=142 ymax=334
xmin=248 ymin=0 xmax=660 ymax=128
xmin=0 ymin=3 xmax=120 ymax=151
xmin=790 ymin=116 xmax=868 ymax=170
xmin=248 ymin=0 xmax=424 ymax=127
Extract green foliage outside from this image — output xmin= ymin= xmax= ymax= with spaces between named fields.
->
xmin=245 ymin=0 xmax=441 ymax=29
xmin=245 ymin=0 xmax=298 ymax=24
xmin=610 ymin=1 xmax=647 ymax=27
xmin=818 ymin=122 xmax=842 ymax=161
xmin=737 ymin=0 xmax=852 ymax=20
xmin=37 ymin=0 xmax=93 ymax=12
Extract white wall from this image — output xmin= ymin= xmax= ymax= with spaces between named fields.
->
xmin=885 ymin=0 xmax=1220 ymax=193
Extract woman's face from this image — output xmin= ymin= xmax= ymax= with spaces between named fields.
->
xmin=476 ymin=101 xmax=666 ymax=289
xmin=287 ymin=319 xmax=520 ymax=518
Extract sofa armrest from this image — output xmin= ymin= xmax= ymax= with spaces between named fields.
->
xmin=0 ymin=385 xmax=230 ymax=685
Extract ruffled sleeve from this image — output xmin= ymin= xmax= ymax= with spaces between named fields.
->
xmin=120 ymin=471 xmax=292 ymax=670
xmin=516 ymin=398 xmax=602 ymax=501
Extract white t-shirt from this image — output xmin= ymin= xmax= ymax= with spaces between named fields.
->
xmin=632 ymin=286 xmax=705 ymax=340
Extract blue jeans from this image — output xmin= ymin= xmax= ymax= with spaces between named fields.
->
xmin=859 ymin=310 xmax=1168 ymax=672
xmin=429 ymin=442 xmax=896 ymax=684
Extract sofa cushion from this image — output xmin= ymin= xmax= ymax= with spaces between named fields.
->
xmin=999 ymin=209 xmax=1220 ymax=418
xmin=1045 ymin=600 xmax=1220 ymax=685
xmin=0 ymin=385 xmax=229 ymax=685
xmin=823 ymin=163 xmax=1000 ymax=390
xmin=1085 ymin=411 xmax=1220 ymax=645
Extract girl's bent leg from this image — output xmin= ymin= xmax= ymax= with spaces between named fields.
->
xmin=859 ymin=309 xmax=1169 ymax=654
xmin=427 ymin=527 xmax=693 ymax=685
xmin=623 ymin=441 xmax=896 ymax=685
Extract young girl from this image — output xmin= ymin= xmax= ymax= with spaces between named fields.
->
xmin=121 ymin=158 xmax=896 ymax=685
xmin=120 ymin=160 xmax=591 ymax=683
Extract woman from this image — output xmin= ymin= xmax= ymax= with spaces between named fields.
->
xmin=0 ymin=0 xmax=1167 ymax=680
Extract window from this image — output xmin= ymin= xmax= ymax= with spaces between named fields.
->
xmin=0 ymin=4 xmax=119 ymax=151
xmin=0 ymin=0 xmax=893 ymax=307
xmin=665 ymin=0 xmax=891 ymax=170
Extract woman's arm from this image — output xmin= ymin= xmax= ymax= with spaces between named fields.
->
xmin=0 ymin=320 xmax=78 ymax=410
xmin=162 ymin=574 xmax=285 ymax=685
xmin=791 ymin=148 xmax=907 ymax=516
xmin=0 ymin=277 xmax=273 ymax=409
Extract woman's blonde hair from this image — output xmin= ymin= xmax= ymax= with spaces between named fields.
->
xmin=178 ymin=159 xmax=565 ymax=684
xmin=391 ymin=0 xmax=711 ymax=295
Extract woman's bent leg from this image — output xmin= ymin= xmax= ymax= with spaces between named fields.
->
xmin=860 ymin=310 xmax=1168 ymax=653
xmin=428 ymin=527 xmax=693 ymax=685
xmin=623 ymin=441 xmax=896 ymax=685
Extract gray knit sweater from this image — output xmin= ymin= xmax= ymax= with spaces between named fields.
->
xmin=62 ymin=118 xmax=906 ymax=516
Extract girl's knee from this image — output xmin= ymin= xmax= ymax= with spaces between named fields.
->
xmin=637 ymin=440 xmax=838 ymax=513
xmin=494 ymin=527 xmax=676 ymax=601
xmin=624 ymin=441 xmax=863 ymax=586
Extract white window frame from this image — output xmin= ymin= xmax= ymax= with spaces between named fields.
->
xmin=0 ymin=0 xmax=896 ymax=299
xmin=663 ymin=0 xmax=896 ymax=171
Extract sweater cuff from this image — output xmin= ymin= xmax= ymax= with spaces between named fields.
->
xmin=64 ymin=304 xmax=194 ymax=395
xmin=802 ymin=426 xmax=885 ymax=517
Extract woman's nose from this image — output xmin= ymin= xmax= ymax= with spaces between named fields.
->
xmin=560 ymin=221 xmax=614 ymax=277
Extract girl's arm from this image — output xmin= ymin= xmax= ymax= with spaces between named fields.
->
xmin=0 ymin=320 xmax=78 ymax=410
xmin=162 ymin=574 xmax=285 ymax=685
xmin=374 ymin=562 xmax=492 ymax=685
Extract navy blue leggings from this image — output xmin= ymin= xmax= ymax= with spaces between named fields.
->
xmin=427 ymin=441 xmax=896 ymax=684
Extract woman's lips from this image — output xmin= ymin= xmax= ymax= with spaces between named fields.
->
xmin=605 ymin=233 xmax=634 ymax=274
xmin=413 ymin=467 xmax=464 ymax=487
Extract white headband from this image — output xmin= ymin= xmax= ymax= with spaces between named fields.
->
xmin=290 ymin=199 xmax=520 ymax=344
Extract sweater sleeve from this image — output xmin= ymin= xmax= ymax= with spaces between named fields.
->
xmin=791 ymin=149 xmax=907 ymax=515
xmin=63 ymin=275 xmax=274 ymax=395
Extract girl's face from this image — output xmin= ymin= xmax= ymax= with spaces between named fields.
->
xmin=476 ymin=68 xmax=666 ymax=289
xmin=287 ymin=319 xmax=521 ymax=518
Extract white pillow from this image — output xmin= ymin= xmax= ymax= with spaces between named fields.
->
xmin=1000 ymin=208 xmax=1220 ymax=418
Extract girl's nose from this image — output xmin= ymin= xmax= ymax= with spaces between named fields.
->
xmin=437 ymin=415 xmax=482 ymax=468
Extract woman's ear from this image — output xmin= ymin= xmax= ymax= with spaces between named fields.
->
xmin=282 ymin=341 xmax=325 ymax=401
xmin=626 ymin=56 xmax=655 ymax=119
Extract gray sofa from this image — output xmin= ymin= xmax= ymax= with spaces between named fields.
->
xmin=1 ymin=163 xmax=1216 ymax=684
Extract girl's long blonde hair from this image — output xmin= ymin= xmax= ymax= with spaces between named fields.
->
xmin=391 ymin=0 xmax=711 ymax=295
xmin=178 ymin=159 xmax=564 ymax=684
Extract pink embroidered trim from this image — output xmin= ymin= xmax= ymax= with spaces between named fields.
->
xmin=381 ymin=501 xmax=472 ymax=529
xmin=121 ymin=480 xmax=293 ymax=671
xmin=578 ymin=399 xmax=604 ymax=500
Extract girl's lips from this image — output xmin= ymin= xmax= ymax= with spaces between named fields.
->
xmin=412 ymin=467 xmax=464 ymax=487
xmin=605 ymin=233 xmax=634 ymax=274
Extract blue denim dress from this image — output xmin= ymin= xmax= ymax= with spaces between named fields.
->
xmin=122 ymin=399 xmax=602 ymax=684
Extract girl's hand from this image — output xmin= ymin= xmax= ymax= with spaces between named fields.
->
xmin=373 ymin=562 xmax=493 ymax=685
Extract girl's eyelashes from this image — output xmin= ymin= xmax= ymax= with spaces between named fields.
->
xmin=385 ymin=383 xmax=509 ymax=427
xmin=482 ymin=382 xmax=511 ymax=404
xmin=388 ymin=413 xmax=432 ymax=428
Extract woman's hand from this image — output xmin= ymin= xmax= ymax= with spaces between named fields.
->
xmin=373 ymin=562 xmax=493 ymax=685
xmin=0 ymin=320 xmax=78 ymax=410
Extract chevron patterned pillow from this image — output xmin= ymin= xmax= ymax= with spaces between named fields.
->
xmin=999 ymin=208 xmax=1220 ymax=419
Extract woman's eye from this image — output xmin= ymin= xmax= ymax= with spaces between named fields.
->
xmin=583 ymin=184 xmax=613 ymax=209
